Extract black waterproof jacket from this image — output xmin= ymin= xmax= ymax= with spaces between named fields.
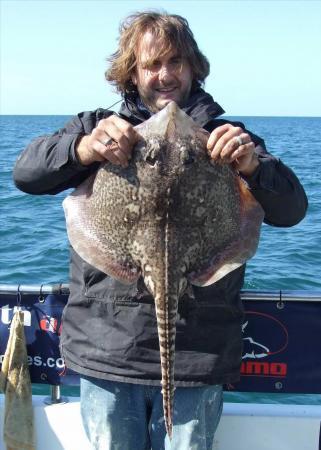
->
xmin=13 ymin=89 xmax=308 ymax=386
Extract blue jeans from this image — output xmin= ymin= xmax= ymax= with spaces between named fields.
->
xmin=80 ymin=376 xmax=223 ymax=450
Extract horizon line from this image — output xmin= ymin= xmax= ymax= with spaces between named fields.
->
xmin=1 ymin=114 xmax=320 ymax=118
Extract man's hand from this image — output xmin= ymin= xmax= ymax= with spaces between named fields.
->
xmin=207 ymin=124 xmax=259 ymax=176
xmin=76 ymin=115 xmax=139 ymax=167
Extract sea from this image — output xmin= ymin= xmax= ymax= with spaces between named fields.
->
xmin=1 ymin=114 xmax=321 ymax=405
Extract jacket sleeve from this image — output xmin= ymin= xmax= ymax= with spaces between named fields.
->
xmin=241 ymin=143 xmax=308 ymax=227
xmin=13 ymin=110 xmax=112 ymax=195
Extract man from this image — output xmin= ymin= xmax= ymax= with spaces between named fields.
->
xmin=13 ymin=12 xmax=307 ymax=450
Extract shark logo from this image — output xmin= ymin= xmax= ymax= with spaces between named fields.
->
xmin=241 ymin=311 xmax=289 ymax=378
xmin=242 ymin=311 xmax=288 ymax=360
xmin=242 ymin=321 xmax=270 ymax=359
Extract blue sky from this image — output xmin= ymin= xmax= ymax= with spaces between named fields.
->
xmin=1 ymin=0 xmax=320 ymax=116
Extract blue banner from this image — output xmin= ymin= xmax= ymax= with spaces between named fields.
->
xmin=1 ymin=292 xmax=321 ymax=392
xmin=0 ymin=292 xmax=78 ymax=385
xmin=233 ymin=299 xmax=321 ymax=393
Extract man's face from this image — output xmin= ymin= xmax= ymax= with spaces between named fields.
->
xmin=132 ymin=31 xmax=193 ymax=113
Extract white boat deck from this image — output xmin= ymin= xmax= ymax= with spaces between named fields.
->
xmin=0 ymin=395 xmax=320 ymax=450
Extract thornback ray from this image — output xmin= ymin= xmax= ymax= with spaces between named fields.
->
xmin=63 ymin=101 xmax=264 ymax=438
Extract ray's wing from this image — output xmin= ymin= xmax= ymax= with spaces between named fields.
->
xmin=63 ymin=166 xmax=141 ymax=284
xmin=189 ymin=175 xmax=264 ymax=286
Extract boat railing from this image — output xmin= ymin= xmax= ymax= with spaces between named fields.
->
xmin=1 ymin=284 xmax=321 ymax=301
xmin=1 ymin=284 xmax=321 ymax=404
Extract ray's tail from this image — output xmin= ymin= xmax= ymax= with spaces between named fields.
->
xmin=154 ymin=290 xmax=178 ymax=439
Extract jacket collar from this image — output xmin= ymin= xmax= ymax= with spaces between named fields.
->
xmin=118 ymin=87 xmax=225 ymax=128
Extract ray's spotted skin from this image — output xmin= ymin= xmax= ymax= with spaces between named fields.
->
xmin=63 ymin=102 xmax=264 ymax=438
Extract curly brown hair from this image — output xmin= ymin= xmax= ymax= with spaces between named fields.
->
xmin=105 ymin=11 xmax=210 ymax=95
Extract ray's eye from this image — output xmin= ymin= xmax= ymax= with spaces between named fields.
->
xmin=145 ymin=138 xmax=162 ymax=166
xmin=184 ymin=153 xmax=195 ymax=165
xmin=181 ymin=146 xmax=195 ymax=165
xmin=145 ymin=154 xmax=158 ymax=166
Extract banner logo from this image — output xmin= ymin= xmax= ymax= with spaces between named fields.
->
xmin=241 ymin=311 xmax=288 ymax=377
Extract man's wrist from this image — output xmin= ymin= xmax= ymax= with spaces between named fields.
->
xmin=75 ymin=135 xmax=93 ymax=166
xmin=239 ymin=155 xmax=260 ymax=177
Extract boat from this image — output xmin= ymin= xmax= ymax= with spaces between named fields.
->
xmin=0 ymin=284 xmax=320 ymax=449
